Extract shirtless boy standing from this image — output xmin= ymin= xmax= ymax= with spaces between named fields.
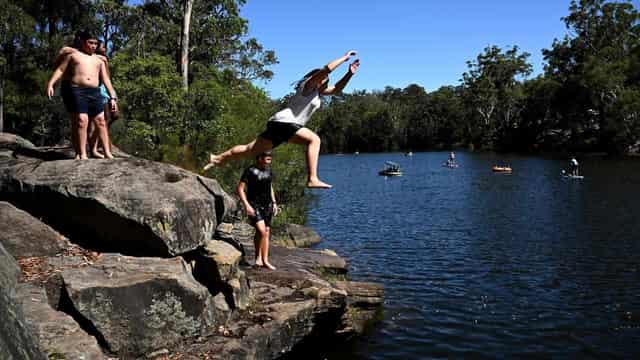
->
xmin=46 ymin=31 xmax=117 ymax=159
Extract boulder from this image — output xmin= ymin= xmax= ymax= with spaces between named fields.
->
xmin=334 ymin=280 xmax=385 ymax=336
xmin=59 ymin=254 xmax=230 ymax=357
xmin=0 ymin=201 xmax=70 ymax=258
xmin=0 ymin=243 xmax=46 ymax=360
xmin=274 ymin=223 xmax=322 ymax=248
xmin=201 ymin=240 xmax=242 ymax=282
xmin=0 ymin=132 xmax=37 ymax=152
xmin=190 ymin=240 xmax=250 ymax=310
xmin=0 ymin=156 xmax=235 ymax=256
xmin=0 ymin=242 xmax=20 ymax=287
xmin=16 ymin=283 xmax=105 ymax=359
xmin=168 ymin=280 xmax=348 ymax=359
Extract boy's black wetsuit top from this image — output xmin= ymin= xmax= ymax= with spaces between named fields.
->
xmin=240 ymin=165 xmax=273 ymax=226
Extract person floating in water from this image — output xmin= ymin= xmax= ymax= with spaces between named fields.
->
xmin=570 ymin=156 xmax=579 ymax=176
xmin=447 ymin=151 xmax=456 ymax=166
xmin=204 ymin=50 xmax=361 ymax=189
xmin=46 ymin=30 xmax=117 ymax=160
xmin=237 ymin=151 xmax=278 ymax=270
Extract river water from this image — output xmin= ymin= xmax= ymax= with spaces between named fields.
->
xmin=304 ymin=152 xmax=640 ymax=359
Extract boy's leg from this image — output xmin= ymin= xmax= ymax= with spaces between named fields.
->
xmin=261 ymin=225 xmax=275 ymax=270
xmin=288 ymin=127 xmax=332 ymax=188
xmin=73 ymin=113 xmax=90 ymax=160
xmin=205 ymin=136 xmax=273 ymax=170
xmin=88 ymin=118 xmax=103 ymax=158
xmin=70 ymin=114 xmax=79 ymax=159
xmin=92 ymin=112 xmax=113 ymax=158
xmin=253 ymin=220 xmax=268 ymax=267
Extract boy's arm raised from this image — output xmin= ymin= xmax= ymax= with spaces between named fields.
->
xmin=46 ymin=54 xmax=71 ymax=99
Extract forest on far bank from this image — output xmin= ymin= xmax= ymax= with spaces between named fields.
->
xmin=311 ymin=0 xmax=640 ymax=156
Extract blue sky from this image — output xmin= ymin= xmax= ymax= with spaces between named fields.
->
xmin=241 ymin=0 xmax=577 ymax=98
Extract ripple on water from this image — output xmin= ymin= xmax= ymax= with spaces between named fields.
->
xmin=307 ymin=152 xmax=640 ymax=359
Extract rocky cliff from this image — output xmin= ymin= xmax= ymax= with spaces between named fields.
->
xmin=0 ymin=133 xmax=383 ymax=359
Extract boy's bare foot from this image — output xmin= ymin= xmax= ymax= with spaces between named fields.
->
xmin=263 ymin=261 xmax=276 ymax=270
xmin=307 ymin=179 xmax=332 ymax=189
xmin=74 ymin=155 xmax=81 ymax=160
xmin=104 ymin=152 xmax=115 ymax=159
xmin=203 ymin=153 xmax=222 ymax=171
xmin=255 ymin=259 xmax=264 ymax=267
xmin=91 ymin=150 xmax=105 ymax=159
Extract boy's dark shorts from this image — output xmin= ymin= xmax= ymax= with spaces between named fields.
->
xmin=258 ymin=121 xmax=302 ymax=148
xmin=61 ymin=81 xmax=104 ymax=117
xmin=248 ymin=204 xmax=273 ymax=227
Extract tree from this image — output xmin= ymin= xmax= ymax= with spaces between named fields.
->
xmin=462 ymin=45 xmax=532 ymax=148
xmin=543 ymin=0 xmax=640 ymax=153
xmin=0 ymin=0 xmax=36 ymax=132
xmin=180 ymin=0 xmax=194 ymax=90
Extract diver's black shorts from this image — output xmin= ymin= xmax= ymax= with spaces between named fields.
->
xmin=258 ymin=121 xmax=302 ymax=148
xmin=61 ymin=81 xmax=104 ymax=117
xmin=248 ymin=204 xmax=273 ymax=227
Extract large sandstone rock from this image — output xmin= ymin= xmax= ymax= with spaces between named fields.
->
xmin=334 ymin=280 xmax=385 ymax=336
xmin=0 ymin=243 xmax=46 ymax=360
xmin=169 ymin=281 xmax=348 ymax=359
xmin=274 ymin=223 xmax=322 ymax=248
xmin=0 ymin=201 xmax=70 ymax=258
xmin=0 ymin=155 xmax=235 ymax=256
xmin=201 ymin=240 xmax=242 ymax=282
xmin=192 ymin=240 xmax=250 ymax=310
xmin=60 ymin=254 xmax=230 ymax=357
xmin=16 ymin=283 xmax=105 ymax=359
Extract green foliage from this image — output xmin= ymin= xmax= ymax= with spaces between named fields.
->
xmin=315 ymin=1 xmax=640 ymax=155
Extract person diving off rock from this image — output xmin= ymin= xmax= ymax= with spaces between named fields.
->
xmin=204 ymin=50 xmax=361 ymax=189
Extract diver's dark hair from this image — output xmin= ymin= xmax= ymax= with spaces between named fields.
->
xmin=293 ymin=68 xmax=323 ymax=92
xmin=256 ymin=150 xmax=273 ymax=160
xmin=77 ymin=30 xmax=96 ymax=41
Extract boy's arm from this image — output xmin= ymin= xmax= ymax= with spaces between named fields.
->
xmin=53 ymin=46 xmax=76 ymax=69
xmin=46 ymin=54 xmax=72 ymax=98
xmin=99 ymin=61 xmax=118 ymax=112
xmin=236 ymin=181 xmax=255 ymax=216
xmin=271 ymin=185 xmax=278 ymax=217
xmin=304 ymin=50 xmax=357 ymax=92
xmin=321 ymin=59 xmax=360 ymax=96
xmin=99 ymin=61 xmax=117 ymax=99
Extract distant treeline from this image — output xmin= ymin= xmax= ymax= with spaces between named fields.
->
xmin=0 ymin=0 xmax=307 ymax=225
xmin=311 ymin=0 xmax=640 ymax=155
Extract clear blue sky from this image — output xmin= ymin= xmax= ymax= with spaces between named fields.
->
xmin=240 ymin=0 xmax=577 ymax=98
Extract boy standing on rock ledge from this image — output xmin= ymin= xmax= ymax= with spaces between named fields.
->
xmin=237 ymin=151 xmax=279 ymax=270
xmin=46 ymin=30 xmax=118 ymax=160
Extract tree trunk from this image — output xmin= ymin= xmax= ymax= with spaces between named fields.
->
xmin=0 ymin=77 xmax=4 ymax=132
xmin=180 ymin=0 xmax=194 ymax=91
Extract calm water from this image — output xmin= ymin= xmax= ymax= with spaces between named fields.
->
xmin=304 ymin=152 xmax=640 ymax=359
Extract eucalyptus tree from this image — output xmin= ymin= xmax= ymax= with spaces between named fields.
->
xmin=543 ymin=0 xmax=640 ymax=153
xmin=461 ymin=45 xmax=532 ymax=149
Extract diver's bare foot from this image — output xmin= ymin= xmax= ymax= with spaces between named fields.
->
xmin=91 ymin=150 xmax=105 ymax=159
xmin=79 ymin=154 xmax=89 ymax=160
xmin=255 ymin=259 xmax=264 ymax=267
xmin=74 ymin=155 xmax=81 ymax=160
xmin=104 ymin=152 xmax=114 ymax=159
xmin=307 ymin=179 xmax=332 ymax=189
xmin=203 ymin=153 xmax=222 ymax=171
xmin=263 ymin=261 xmax=276 ymax=270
